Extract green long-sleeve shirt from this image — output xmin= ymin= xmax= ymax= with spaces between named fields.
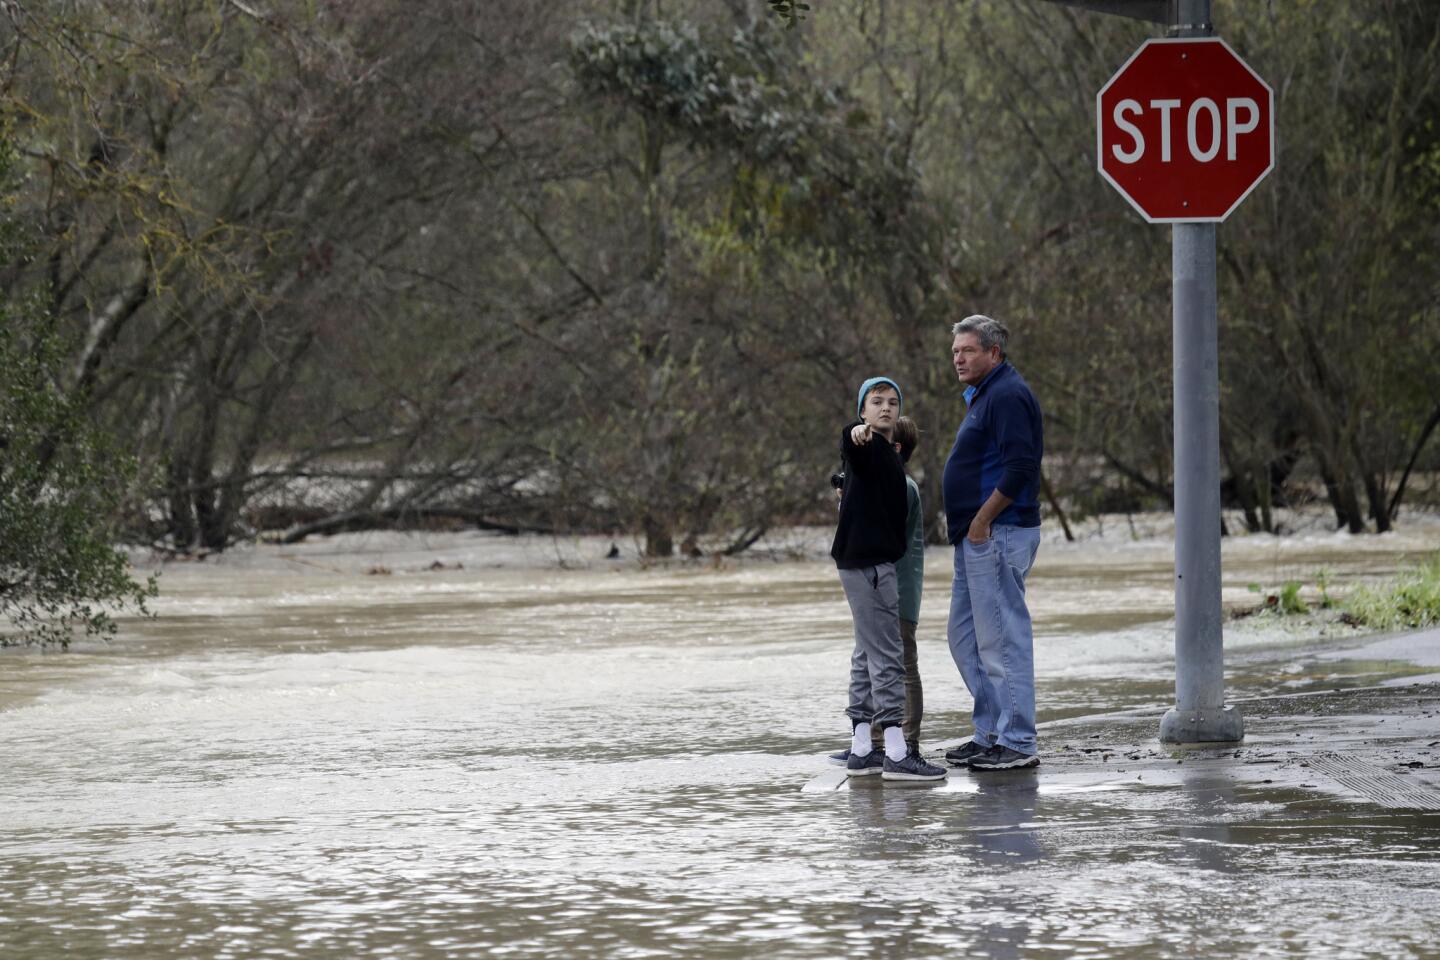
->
xmin=897 ymin=475 xmax=924 ymax=623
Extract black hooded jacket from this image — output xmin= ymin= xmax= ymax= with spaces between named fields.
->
xmin=829 ymin=420 xmax=908 ymax=569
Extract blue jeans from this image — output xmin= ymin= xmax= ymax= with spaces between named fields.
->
xmin=947 ymin=524 xmax=1041 ymax=754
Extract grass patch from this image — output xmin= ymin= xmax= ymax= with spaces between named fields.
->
xmin=1343 ymin=554 xmax=1440 ymax=630
xmin=1243 ymin=569 xmax=1337 ymax=617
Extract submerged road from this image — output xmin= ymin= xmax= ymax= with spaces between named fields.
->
xmin=1 ymin=532 xmax=1437 ymax=957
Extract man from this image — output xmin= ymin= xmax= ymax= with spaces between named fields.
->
xmin=941 ymin=315 xmax=1044 ymax=771
xmin=831 ymin=378 xmax=946 ymax=782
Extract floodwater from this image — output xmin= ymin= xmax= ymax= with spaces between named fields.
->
xmin=2 ymin=522 xmax=1438 ymax=958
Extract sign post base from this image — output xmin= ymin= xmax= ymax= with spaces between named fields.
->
xmin=1160 ymin=704 xmax=1244 ymax=744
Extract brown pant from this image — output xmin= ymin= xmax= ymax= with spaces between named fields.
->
xmin=872 ymin=618 xmax=922 ymax=750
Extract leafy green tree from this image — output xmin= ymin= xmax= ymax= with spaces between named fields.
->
xmin=0 ymin=135 xmax=155 ymax=647
xmin=4 ymin=0 xmax=1437 ymax=561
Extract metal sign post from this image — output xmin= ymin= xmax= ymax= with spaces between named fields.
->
xmin=1083 ymin=0 xmax=1273 ymax=741
xmin=1159 ymin=1 xmax=1243 ymax=744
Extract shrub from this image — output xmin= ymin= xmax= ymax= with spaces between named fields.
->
xmin=1343 ymin=555 xmax=1440 ymax=631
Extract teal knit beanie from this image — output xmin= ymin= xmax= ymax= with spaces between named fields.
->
xmin=856 ymin=376 xmax=903 ymax=419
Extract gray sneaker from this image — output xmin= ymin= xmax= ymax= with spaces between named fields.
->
xmin=828 ymin=748 xmax=851 ymax=767
xmin=883 ymin=751 xmax=948 ymax=781
xmin=846 ymin=749 xmax=885 ymax=776
xmin=944 ymin=741 xmax=990 ymax=766
xmin=967 ymin=746 xmax=1039 ymax=770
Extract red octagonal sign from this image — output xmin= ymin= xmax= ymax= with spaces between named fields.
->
xmin=1097 ymin=38 xmax=1274 ymax=223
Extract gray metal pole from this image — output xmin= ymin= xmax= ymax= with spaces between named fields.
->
xmin=1160 ymin=0 xmax=1243 ymax=743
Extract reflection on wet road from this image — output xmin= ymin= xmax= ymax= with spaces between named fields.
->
xmin=2 ymin=530 xmax=1438 ymax=957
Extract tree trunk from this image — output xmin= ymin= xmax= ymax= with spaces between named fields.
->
xmin=920 ymin=447 xmax=947 ymax=545
xmin=191 ymin=398 xmax=227 ymax=551
xmin=643 ymin=515 xmax=674 ymax=558
xmin=1388 ymin=403 xmax=1440 ymax=522
xmin=1258 ymin=463 xmax=1274 ymax=533
xmin=1039 ymin=469 xmax=1074 ymax=542
xmin=209 ymin=330 xmax=318 ymax=549
xmin=1316 ymin=453 xmax=1366 ymax=533
xmin=1362 ymin=471 xmax=1392 ymax=534
xmin=1222 ymin=440 xmax=1262 ymax=533
xmin=166 ymin=456 xmax=197 ymax=548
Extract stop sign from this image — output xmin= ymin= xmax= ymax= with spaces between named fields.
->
xmin=1097 ymin=38 xmax=1274 ymax=223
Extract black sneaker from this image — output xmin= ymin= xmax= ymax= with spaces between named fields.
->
xmin=944 ymin=741 xmax=991 ymax=766
xmin=828 ymin=748 xmax=851 ymax=767
xmin=883 ymin=751 xmax=948 ymax=782
xmin=846 ymin=749 xmax=885 ymax=776
xmin=967 ymin=746 xmax=1039 ymax=770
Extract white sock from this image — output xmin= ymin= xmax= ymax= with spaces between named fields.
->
xmin=884 ymin=726 xmax=907 ymax=762
xmin=851 ymin=723 xmax=873 ymax=756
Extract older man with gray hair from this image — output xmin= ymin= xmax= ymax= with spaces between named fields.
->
xmin=940 ymin=314 xmax=1045 ymax=770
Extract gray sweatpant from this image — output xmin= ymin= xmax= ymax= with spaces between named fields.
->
xmin=869 ymin=618 xmax=922 ymax=750
xmin=839 ymin=563 xmax=906 ymax=730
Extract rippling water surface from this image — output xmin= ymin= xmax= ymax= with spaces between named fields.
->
xmin=2 ymin=527 xmax=1438 ymax=957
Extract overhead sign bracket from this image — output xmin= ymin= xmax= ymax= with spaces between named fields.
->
xmin=1042 ymin=0 xmax=1175 ymax=25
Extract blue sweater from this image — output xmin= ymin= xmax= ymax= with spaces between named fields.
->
xmin=942 ymin=362 xmax=1043 ymax=542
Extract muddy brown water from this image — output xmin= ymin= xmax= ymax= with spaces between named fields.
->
xmin=2 ymin=526 xmax=1438 ymax=957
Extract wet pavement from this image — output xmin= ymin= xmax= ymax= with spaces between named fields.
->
xmin=813 ymin=662 xmax=1440 ymax=959
xmin=872 ymin=632 xmax=1440 ymax=811
xmin=820 ymin=676 xmax=1440 ymax=807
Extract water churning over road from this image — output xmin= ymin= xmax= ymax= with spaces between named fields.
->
xmin=3 ymin=525 xmax=1438 ymax=957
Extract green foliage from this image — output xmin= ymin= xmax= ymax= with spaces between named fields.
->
xmin=569 ymin=19 xmax=833 ymax=165
xmin=1246 ymin=579 xmax=1309 ymax=615
xmin=1276 ymin=581 xmax=1308 ymax=616
xmin=1242 ymin=568 xmax=1342 ymax=617
xmin=569 ymin=18 xmax=917 ymax=244
xmin=0 ymin=134 xmax=156 ymax=647
xmin=558 ymin=15 xmax=929 ymax=554
xmin=767 ymin=1 xmax=809 ymax=30
xmin=4 ymin=0 xmax=1438 ymax=559
xmin=1343 ymin=555 xmax=1440 ymax=631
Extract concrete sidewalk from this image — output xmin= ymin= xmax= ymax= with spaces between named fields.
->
xmin=803 ymin=632 xmax=1440 ymax=956
xmin=810 ymin=628 xmax=1440 ymax=810
xmin=1015 ymin=680 xmax=1440 ymax=810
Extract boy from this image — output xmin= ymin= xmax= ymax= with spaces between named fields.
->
xmin=830 ymin=415 xmax=927 ymax=761
xmin=829 ymin=378 xmax=946 ymax=782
